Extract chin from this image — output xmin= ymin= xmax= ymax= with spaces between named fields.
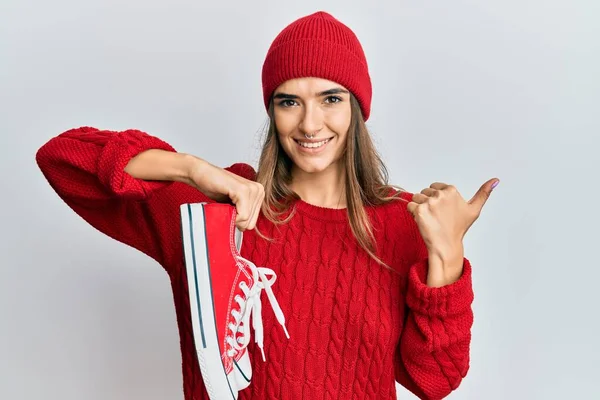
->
xmin=292 ymin=157 xmax=338 ymax=174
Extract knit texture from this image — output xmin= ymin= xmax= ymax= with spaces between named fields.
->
xmin=262 ymin=11 xmax=373 ymax=120
xmin=36 ymin=127 xmax=474 ymax=400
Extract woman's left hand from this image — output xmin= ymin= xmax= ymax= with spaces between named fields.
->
xmin=407 ymin=178 xmax=499 ymax=287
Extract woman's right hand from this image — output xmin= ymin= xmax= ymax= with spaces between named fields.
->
xmin=125 ymin=149 xmax=264 ymax=231
xmin=187 ymin=157 xmax=265 ymax=231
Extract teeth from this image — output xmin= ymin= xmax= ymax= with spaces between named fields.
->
xmin=298 ymin=139 xmax=330 ymax=148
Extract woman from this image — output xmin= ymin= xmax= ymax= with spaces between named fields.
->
xmin=36 ymin=10 xmax=498 ymax=400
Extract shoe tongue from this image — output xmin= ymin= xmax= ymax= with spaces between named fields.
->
xmin=235 ymin=227 xmax=243 ymax=252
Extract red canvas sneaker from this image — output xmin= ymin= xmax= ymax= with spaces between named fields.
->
xmin=180 ymin=202 xmax=289 ymax=399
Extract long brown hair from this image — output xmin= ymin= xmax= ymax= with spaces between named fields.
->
xmin=255 ymin=94 xmax=406 ymax=267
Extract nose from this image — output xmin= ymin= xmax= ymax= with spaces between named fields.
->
xmin=298 ymin=102 xmax=324 ymax=136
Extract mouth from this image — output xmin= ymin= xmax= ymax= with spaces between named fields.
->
xmin=293 ymin=137 xmax=333 ymax=150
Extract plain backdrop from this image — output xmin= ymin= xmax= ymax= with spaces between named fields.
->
xmin=1 ymin=0 xmax=598 ymax=399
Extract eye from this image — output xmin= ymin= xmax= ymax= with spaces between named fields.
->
xmin=324 ymin=96 xmax=342 ymax=104
xmin=278 ymin=99 xmax=298 ymax=107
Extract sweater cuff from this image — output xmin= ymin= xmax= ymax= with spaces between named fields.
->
xmin=97 ymin=129 xmax=176 ymax=200
xmin=406 ymin=257 xmax=474 ymax=318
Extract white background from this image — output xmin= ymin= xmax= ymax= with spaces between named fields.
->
xmin=1 ymin=0 xmax=598 ymax=398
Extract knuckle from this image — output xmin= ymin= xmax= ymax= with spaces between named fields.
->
xmin=236 ymin=212 xmax=248 ymax=221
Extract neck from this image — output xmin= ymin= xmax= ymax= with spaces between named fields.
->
xmin=290 ymin=162 xmax=346 ymax=209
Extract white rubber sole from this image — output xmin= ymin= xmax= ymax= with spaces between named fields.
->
xmin=180 ymin=203 xmax=238 ymax=400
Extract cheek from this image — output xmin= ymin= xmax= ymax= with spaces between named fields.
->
xmin=274 ymin=111 xmax=296 ymax=136
xmin=329 ymin=108 xmax=351 ymax=139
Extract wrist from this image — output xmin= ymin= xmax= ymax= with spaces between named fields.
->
xmin=426 ymin=244 xmax=464 ymax=288
xmin=427 ymin=240 xmax=463 ymax=261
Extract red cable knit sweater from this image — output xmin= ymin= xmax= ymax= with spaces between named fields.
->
xmin=35 ymin=127 xmax=474 ymax=400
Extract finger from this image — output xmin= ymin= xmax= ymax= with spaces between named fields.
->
xmin=246 ymin=204 xmax=260 ymax=231
xmin=430 ymin=182 xmax=449 ymax=190
xmin=412 ymin=193 xmax=429 ymax=204
xmin=246 ymin=185 xmax=264 ymax=230
xmin=406 ymin=201 xmax=419 ymax=216
xmin=235 ymin=204 xmax=252 ymax=231
xmin=233 ymin=189 xmax=253 ymax=231
xmin=468 ymin=178 xmax=499 ymax=213
xmin=420 ymin=188 xmax=438 ymax=197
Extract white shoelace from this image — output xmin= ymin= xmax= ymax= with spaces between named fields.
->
xmin=225 ymin=256 xmax=290 ymax=362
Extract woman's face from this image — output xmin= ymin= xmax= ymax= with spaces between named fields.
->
xmin=273 ymin=77 xmax=352 ymax=175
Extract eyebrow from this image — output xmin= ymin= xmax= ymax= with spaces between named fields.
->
xmin=273 ymin=88 xmax=349 ymax=99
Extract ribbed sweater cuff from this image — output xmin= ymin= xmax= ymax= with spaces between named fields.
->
xmin=97 ymin=130 xmax=176 ymax=200
xmin=406 ymin=257 xmax=474 ymax=318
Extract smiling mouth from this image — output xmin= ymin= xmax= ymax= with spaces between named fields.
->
xmin=293 ymin=138 xmax=333 ymax=149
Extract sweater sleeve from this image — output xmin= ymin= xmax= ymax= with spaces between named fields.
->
xmin=394 ymin=194 xmax=474 ymax=400
xmin=35 ymin=126 xmax=256 ymax=272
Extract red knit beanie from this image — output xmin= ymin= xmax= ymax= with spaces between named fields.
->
xmin=261 ymin=11 xmax=372 ymax=121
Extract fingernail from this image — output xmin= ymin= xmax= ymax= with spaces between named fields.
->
xmin=491 ymin=180 xmax=500 ymax=189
